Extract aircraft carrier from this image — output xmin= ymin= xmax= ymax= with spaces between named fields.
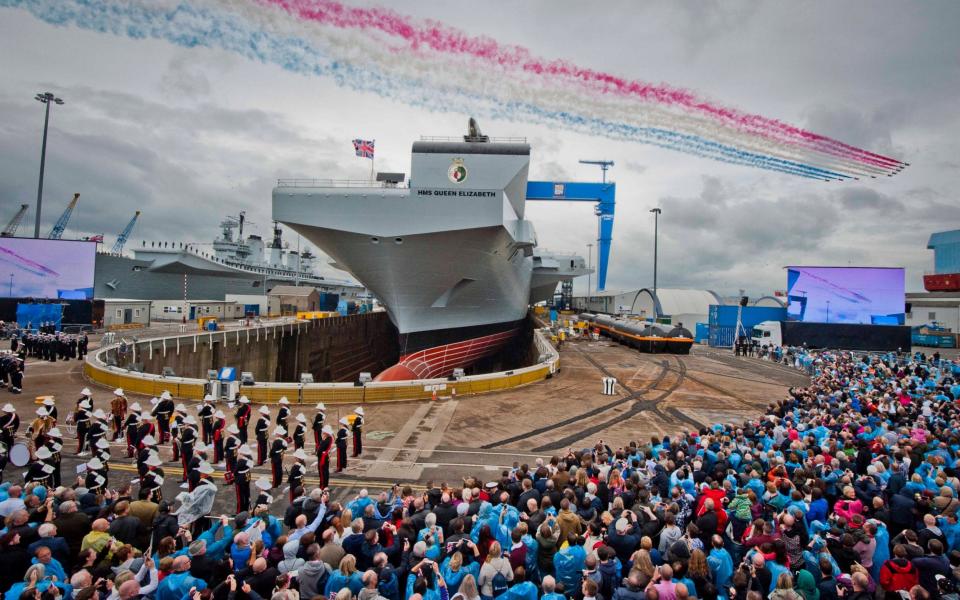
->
xmin=274 ymin=120 xmax=589 ymax=381
xmin=94 ymin=216 xmax=364 ymax=301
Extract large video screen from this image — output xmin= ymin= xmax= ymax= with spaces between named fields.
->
xmin=786 ymin=266 xmax=905 ymax=325
xmin=0 ymin=237 xmax=96 ymax=300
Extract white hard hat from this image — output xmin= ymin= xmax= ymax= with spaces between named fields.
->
xmin=95 ymin=438 xmax=110 ymax=449
xmin=175 ymin=403 xmax=187 ymax=413
xmin=278 ymin=397 xmax=289 ymax=405
xmin=1 ymin=403 xmax=14 ymax=412
xmin=160 ymin=391 xmax=172 ymax=400
xmin=227 ymin=424 xmax=240 ymax=435
xmin=239 ymin=444 xmax=253 ymax=455
xmin=293 ymin=449 xmax=308 ymax=461
xmin=214 ymin=410 xmax=226 ymax=419
xmin=47 ymin=428 xmax=62 ymax=438
xmin=322 ymin=425 xmax=333 ymax=435
xmin=258 ymin=406 xmax=270 ymax=415
xmin=87 ymin=457 xmax=104 ymax=470
xmin=255 ymin=477 xmax=272 ymax=491
xmin=183 ymin=415 xmax=197 ymax=425
xmin=273 ymin=426 xmax=286 ymax=437
xmin=296 ymin=413 xmax=307 ymax=423
xmin=113 ymin=388 xmax=124 ymax=396
xmin=80 ymin=388 xmax=92 ymax=397
xmin=42 ymin=397 xmax=55 ymax=406
xmin=339 ymin=417 xmax=349 ymax=425
xmin=145 ymin=453 xmax=163 ymax=467
xmin=36 ymin=407 xmax=48 ymax=417
xmin=129 ymin=402 xmax=142 ymax=412
xmin=36 ymin=446 xmax=53 ymax=459
xmin=203 ymin=394 xmax=215 ymax=401
xmin=354 ymin=407 xmax=364 ymax=416
xmin=315 ymin=403 xmax=326 ymax=411
xmin=79 ymin=399 xmax=92 ymax=409
xmin=239 ymin=396 xmax=250 ymax=404
xmin=198 ymin=462 xmax=215 ymax=475
xmin=141 ymin=434 xmax=157 ymax=446
xmin=92 ymin=409 xmax=107 ymax=420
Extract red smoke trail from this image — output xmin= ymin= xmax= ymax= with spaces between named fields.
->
xmin=259 ymin=0 xmax=903 ymax=171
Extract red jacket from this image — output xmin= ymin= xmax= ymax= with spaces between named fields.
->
xmin=879 ymin=559 xmax=918 ymax=592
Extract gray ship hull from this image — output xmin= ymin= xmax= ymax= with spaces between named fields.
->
xmin=94 ymin=253 xmax=358 ymax=300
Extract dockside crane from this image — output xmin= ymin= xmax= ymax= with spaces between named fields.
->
xmin=47 ymin=192 xmax=80 ymax=240
xmin=1 ymin=204 xmax=29 ymax=237
xmin=111 ymin=211 xmax=141 ymax=254
xmin=526 ymin=159 xmax=617 ymax=291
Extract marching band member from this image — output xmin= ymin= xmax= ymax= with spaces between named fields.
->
xmin=352 ymin=407 xmax=364 ymax=457
xmin=152 ymin=391 xmax=175 ymax=443
xmin=234 ymin=444 xmax=253 ymax=513
xmin=75 ymin=398 xmax=91 ymax=454
xmin=224 ymin=424 xmax=241 ymax=473
xmin=110 ymin=388 xmax=127 ymax=440
xmin=292 ymin=413 xmax=307 ymax=450
xmin=317 ymin=424 xmax=333 ymax=488
xmin=270 ymin=426 xmax=287 ymax=488
xmin=141 ymin=452 xmax=165 ymax=502
xmin=336 ymin=418 xmax=349 ymax=472
xmin=212 ymin=410 xmax=227 ymax=464
xmin=255 ymin=406 xmax=270 ymax=466
xmin=235 ymin=396 xmax=252 ymax=443
xmin=312 ymin=403 xmax=326 ymax=448
xmin=198 ymin=395 xmax=215 ymax=444
xmin=276 ymin=397 xmax=290 ymax=438
xmin=288 ymin=448 xmax=307 ymax=501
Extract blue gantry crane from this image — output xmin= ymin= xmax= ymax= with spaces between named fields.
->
xmin=111 ymin=211 xmax=141 ymax=254
xmin=526 ymin=160 xmax=616 ymax=291
xmin=47 ymin=193 xmax=80 ymax=240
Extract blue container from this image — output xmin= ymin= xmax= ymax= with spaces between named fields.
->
xmin=695 ymin=322 xmax=709 ymax=343
xmin=708 ymin=305 xmax=787 ymax=347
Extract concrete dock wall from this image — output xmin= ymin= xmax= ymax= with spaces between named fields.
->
xmin=106 ymin=313 xmax=399 ymax=383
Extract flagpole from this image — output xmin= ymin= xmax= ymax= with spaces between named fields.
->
xmin=370 ymin=139 xmax=375 ymax=182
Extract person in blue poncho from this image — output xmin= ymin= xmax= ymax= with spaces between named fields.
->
xmin=707 ymin=535 xmax=734 ymax=599
xmin=553 ymin=533 xmax=586 ymax=595
xmin=441 ymin=550 xmax=481 ymax=595
xmin=326 ymin=553 xmax=364 ymax=597
xmin=4 ymin=563 xmax=72 ymax=600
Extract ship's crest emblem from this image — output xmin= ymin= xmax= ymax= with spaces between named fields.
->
xmin=448 ymin=158 xmax=467 ymax=183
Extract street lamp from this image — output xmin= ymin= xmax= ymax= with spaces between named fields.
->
xmin=34 ymin=92 xmax=64 ymax=239
xmin=586 ymin=243 xmax=593 ymax=298
xmin=650 ymin=208 xmax=662 ymax=297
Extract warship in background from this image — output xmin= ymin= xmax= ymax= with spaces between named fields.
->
xmin=94 ymin=213 xmax=365 ymax=301
xmin=274 ymin=119 xmax=591 ymax=381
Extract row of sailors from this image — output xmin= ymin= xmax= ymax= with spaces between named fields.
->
xmin=13 ymin=331 xmax=88 ymax=362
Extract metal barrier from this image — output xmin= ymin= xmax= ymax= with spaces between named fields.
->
xmin=85 ymin=322 xmax=560 ymax=404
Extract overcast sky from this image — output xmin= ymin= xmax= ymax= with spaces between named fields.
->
xmin=1 ymin=1 xmax=958 ymax=296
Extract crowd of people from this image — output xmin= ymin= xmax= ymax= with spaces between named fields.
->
xmin=1 ymin=347 xmax=960 ymax=600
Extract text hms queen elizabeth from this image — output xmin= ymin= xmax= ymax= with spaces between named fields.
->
xmin=417 ymin=189 xmax=496 ymax=197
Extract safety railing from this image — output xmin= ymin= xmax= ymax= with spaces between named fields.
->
xmin=85 ymin=323 xmax=560 ymax=404
xmin=276 ymin=179 xmax=403 ymax=188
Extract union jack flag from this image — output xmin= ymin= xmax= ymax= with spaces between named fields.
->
xmin=352 ymin=139 xmax=375 ymax=159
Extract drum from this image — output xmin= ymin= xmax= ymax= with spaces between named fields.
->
xmin=9 ymin=443 xmax=31 ymax=467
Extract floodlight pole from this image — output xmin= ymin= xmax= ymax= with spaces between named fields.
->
xmin=34 ymin=92 xmax=64 ymax=239
xmin=650 ymin=208 xmax=661 ymax=297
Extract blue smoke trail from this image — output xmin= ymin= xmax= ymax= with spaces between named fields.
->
xmin=2 ymin=0 xmax=847 ymax=180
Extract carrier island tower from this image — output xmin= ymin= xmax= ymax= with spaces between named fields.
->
xmin=274 ymin=122 xmax=562 ymax=382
